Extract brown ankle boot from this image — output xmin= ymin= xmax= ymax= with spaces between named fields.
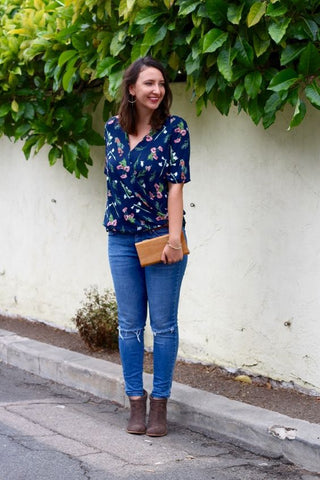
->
xmin=127 ymin=390 xmax=147 ymax=434
xmin=146 ymin=396 xmax=168 ymax=437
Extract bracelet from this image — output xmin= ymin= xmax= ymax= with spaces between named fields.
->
xmin=167 ymin=242 xmax=182 ymax=250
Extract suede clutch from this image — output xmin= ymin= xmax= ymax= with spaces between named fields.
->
xmin=135 ymin=232 xmax=190 ymax=267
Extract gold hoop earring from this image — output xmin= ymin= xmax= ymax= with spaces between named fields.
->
xmin=128 ymin=94 xmax=136 ymax=104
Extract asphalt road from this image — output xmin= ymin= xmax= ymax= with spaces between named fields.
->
xmin=0 ymin=363 xmax=318 ymax=480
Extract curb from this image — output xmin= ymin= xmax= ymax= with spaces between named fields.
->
xmin=0 ymin=328 xmax=319 ymax=473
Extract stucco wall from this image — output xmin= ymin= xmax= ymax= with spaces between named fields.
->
xmin=1 ymin=84 xmax=320 ymax=393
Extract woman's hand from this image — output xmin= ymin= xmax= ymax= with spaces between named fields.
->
xmin=161 ymin=242 xmax=183 ymax=264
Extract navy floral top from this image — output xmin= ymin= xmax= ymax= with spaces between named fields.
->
xmin=103 ymin=115 xmax=190 ymax=233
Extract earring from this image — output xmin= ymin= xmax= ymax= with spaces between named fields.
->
xmin=128 ymin=94 xmax=136 ymax=104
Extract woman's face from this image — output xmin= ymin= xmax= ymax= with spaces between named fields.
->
xmin=129 ymin=67 xmax=165 ymax=114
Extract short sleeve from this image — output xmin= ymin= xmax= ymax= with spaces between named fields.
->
xmin=166 ymin=117 xmax=191 ymax=184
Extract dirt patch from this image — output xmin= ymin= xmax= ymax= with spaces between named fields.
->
xmin=1 ymin=314 xmax=320 ymax=424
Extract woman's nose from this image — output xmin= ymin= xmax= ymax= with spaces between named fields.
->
xmin=152 ymin=84 xmax=161 ymax=94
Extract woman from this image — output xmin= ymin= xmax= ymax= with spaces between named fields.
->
xmin=103 ymin=56 xmax=190 ymax=436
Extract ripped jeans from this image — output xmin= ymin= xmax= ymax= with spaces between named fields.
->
xmin=108 ymin=228 xmax=187 ymax=398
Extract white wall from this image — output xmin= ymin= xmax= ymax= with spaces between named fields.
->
xmin=0 ymin=141 xmax=109 ymax=327
xmin=1 ymin=84 xmax=320 ymax=393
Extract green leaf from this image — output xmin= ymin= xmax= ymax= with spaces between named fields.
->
xmin=194 ymin=78 xmax=206 ymax=97
xmin=247 ymin=2 xmax=266 ymax=28
xmin=48 ymin=146 xmax=61 ymax=166
xmin=55 ymin=107 xmax=74 ymax=130
xmin=303 ymin=19 xmax=318 ymax=41
xmin=217 ymin=47 xmax=235 ymax=82
xmin=134 ymin=8 xmax=164 ymax=25
xmin=62 ymin=66 xmax=77 ymax=93
xmin=266 ymin=3 xmax=288 ymax=17
xmin=22 ymin=135 xmax=38 ymax=160
xmin=262 ymin=112 xmax=276 ymax=129
xmin=22 ymin=38 xmax=51 ymax=61
xmin=206 ymin=74 xmax=217 ymax=93
xmin=23 ymin=103 xmax=35 ymax=120
xmin=232 ymin=64 xmax=251 ymax=82
xmin=72 ymin=34 xmax=89 ymax=52
xmin=58 ymin=50 xmax=78 ymax=68
xmin=196 ymin=96 xmax=206 ymax=116
xmin=253 ymin=34 xmax=270 ymax=57
xmin=110 ymin=30 xmax=127 ymax=57
xmin=44 ymin=56 xmax=57 ymax=77
xmin=203 ymin=28 xmax=228 ymax=54
xmin=288 ymin=98 xmax=306 ymax=130
xmin=214 ymin=88 xmax=232 ymax=115
xmin=268 ymin=18 xmax=291 ymax=44
xmin=264 ymin=92 xmax=282 ymax=114
xmin=77 ymin=138 xmax=90 ymax=159
xmin=96 ymin=57 xmax=120 ymax=78
xmin=14 ymin=124 xmax=31 ymax=140
xmin=32 ymin=121 xmax=53 ymax=135
xmin=131 ymin=41 xmax=143 ymax=62
xmin=168 ymin=51 xmax=180 ymax=71
xmin=75 ymin=159 xmax=89 ymax=179
xmin=72 ymin=117 xmax=88 ymax=135
xmin=234 ymin=37 xmax=254 ymax=67
xmin=268 ymin=69 xmax=299 ymax=92
xmin=11 ymin=100 xmax=19 ymax=113
xmin=86 ymin=129 xmax=105 ymax=146
xmin=234 ymin=83 xmax=244 ymax=101
xmin=287 ymin=88 xmax=299 ymax=107
xmin=227 ymin=3 xmax=244 ymax=25
xmin=280 ymin=45 xmax=306 ymax=66
xmin=185 ymin=53 xmax=200 ymax=75
xmin=164 ymin=0 xmax=175 ymax=8
xmin=298 ymin=42 xmax=320 ymax=76
xmin=107 ymin=70 xmax=123 ymax=99
xmin=62 ymin=143 xmax=78 ymax=173
xmin=205 ymin=0 xmax=228 ymax=26
xmin=178 ymin=0 xmax=201 ymax=16
xmin=119 ymin=0 xmax=136 ymax=19
xmin=247 ymin=97 xmax=263 ymax=125
xmin=244 ymin=71 xmax=262 ymax=99
xmin=141 ymin=24 xmax=167 ymax=56
xmin=0 ymin=104 xmax=11 ymax=117
xmin=305 ymin=82 xmax=320 ymax=109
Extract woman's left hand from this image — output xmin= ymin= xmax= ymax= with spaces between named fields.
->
xmin=161 ymin=243 xmax=183 ymax=264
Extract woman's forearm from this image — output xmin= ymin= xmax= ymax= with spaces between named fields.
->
xmin=167 ymin=183 xmax=184 ymax=247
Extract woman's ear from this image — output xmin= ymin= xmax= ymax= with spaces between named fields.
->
xmin=128 ymin=84 xmax=135 ymax=96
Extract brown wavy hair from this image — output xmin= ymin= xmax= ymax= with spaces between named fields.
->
xmin=118 ymin=57 xmax=172 ymax=135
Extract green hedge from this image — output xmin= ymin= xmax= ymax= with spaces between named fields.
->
xmin=0 ymin=0 xmax=319 ymax=177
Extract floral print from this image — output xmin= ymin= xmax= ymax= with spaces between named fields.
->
xmin=103 ymin=115 xmax=190 ymax=233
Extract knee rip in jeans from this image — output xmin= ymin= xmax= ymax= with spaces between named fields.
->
xmin=152 ymin=325 xmax=176 ymax=336
xmin=118 ymin=327 xmax=143 ymax=343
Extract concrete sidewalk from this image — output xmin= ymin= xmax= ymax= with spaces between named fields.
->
xmin=0 ymin=328 xmax=319 ymax=474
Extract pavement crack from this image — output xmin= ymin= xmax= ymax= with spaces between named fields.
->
xmin=3 ymin=405 xmax=98 ymax=451
xmin=0 ymin=432 xmax=35 ymax=451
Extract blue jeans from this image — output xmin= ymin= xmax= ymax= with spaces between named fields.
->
xmin=108 ymin=227 xmax=187 ymax=399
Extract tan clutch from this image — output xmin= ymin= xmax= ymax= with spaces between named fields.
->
xmin=135 ymin=232 xmax=190 ymax=267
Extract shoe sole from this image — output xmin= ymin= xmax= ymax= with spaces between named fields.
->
xmin=146 ymin=431 xmax=167 ymax=437
xmin=127 ymin=429 xmax=146 ymax=435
